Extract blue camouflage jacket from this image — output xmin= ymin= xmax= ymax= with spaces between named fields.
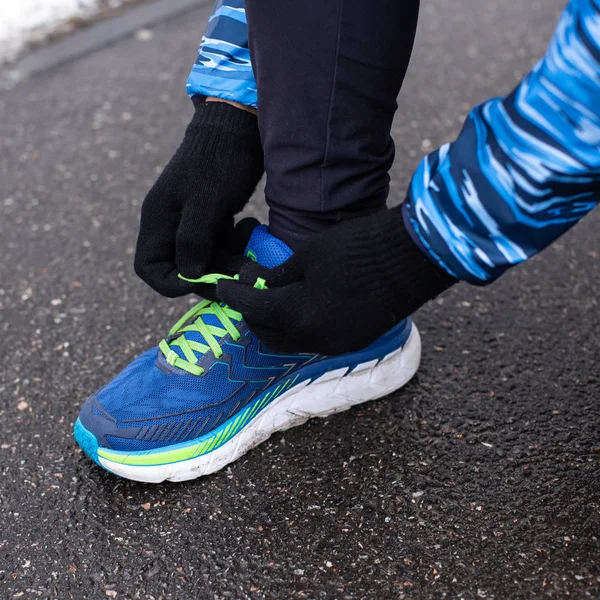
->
xmin=187 ymin=0 xmax=600 ymax=284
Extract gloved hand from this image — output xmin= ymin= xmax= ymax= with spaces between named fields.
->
xmin=217 ymin=206 xmax=458 ymax=355
xmin=134 ymin=100 xmax=264 ymax=298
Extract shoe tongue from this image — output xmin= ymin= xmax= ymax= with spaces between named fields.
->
xmin=167 ymin=226 xmax=293 ymax=366
xmin=244 ymin=225 xmax=293 ymax=268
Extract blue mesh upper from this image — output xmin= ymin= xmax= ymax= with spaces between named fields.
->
xmin=82 ymin=337 xmax=317 ymax=450
xmin=78 ymin=225 xmax=410 ymax=453
xmin=244 ymin=225 xmax=293 ymax=268
xmin=79 ymin=225 xmax=316 ymax=451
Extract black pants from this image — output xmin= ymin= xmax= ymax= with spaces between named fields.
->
xmin=244 ymin=0 xmax=420 ymax=247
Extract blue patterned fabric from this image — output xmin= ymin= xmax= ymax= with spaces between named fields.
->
xmin=404 ymin=0 xmax=600 ymax=284
xmin=186 ymin=0 xmax=257 ymax=108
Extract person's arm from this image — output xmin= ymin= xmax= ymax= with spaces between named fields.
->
xmin=135 ymin=0 xmax=262 ymax=298
xmin=404 ymin=0 xmax=600 ymax=284
xmin=186 ymin=0 xmax=258 ymax=109
xmin=217 ymin=0 xmax=600 ymax=355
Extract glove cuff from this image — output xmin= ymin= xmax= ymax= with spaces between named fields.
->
xmin=187 ymin=99 xmax=260 ymax=138
xmin=191 ymin=94 xmax=207 ymax=107
xmin=177 ymin=98 xmax=264 ymax=182
xmin=345 ymin=205 xmax=458 ymax=312
xmin=387 ymin=204 xmax=458 ymax=296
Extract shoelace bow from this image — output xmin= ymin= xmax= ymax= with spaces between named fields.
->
xmin=158 ymin=274 xmax=266 ymax=376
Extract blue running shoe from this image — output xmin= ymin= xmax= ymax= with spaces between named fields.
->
xmin=74 ymin=226 xmax=421 ymax=482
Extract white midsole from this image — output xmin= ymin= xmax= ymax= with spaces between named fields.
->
xmin=99 ymin=325 xmax=422 ymax=483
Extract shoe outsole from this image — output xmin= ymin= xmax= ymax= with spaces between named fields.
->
xmin=75 ymin=324 xmax=421 ymax=483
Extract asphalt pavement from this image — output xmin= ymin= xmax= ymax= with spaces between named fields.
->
xmin=1 ymin=0 xmax=599 ymax=598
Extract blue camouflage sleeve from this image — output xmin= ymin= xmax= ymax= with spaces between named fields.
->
xmin=403 ymin=0 xmax=600 ymax=284
xmin=186 ymin=0 xmax=257 ymax=109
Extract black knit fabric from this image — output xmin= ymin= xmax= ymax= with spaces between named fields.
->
xmin=134 ymin=100 xmax=264 ymax=298
xmin=217 ymin=206 xmax=457 ymax=355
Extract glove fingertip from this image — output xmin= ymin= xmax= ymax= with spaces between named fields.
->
xmin=215 ymin=277 xmax=244 ymax=306
xmin=217 ymin=278 xmax=278 ymax=326
xmin=238 ymin=262 xmax=273 ymax=286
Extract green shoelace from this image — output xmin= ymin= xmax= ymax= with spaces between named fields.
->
xmin=158 ymin=274 xmax=266 ymax=376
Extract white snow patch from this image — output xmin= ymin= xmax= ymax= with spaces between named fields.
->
xmin=0 ymin=0 xmax=130 ymax=65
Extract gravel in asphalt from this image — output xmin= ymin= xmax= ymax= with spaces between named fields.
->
xmin=0 ymin=0 xmax=599 ymax=598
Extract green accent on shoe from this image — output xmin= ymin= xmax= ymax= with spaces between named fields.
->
xmin=159 ymin=273 xmax=267 ymax=376
xmin=97 ymin=373 xmax=300 ymax=467
xmin=177 ymin=273 xmax=233 ymax=285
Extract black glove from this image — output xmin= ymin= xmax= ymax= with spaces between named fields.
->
xmin=217 ymin=206 xmax=458 ymax=355
xmin=134 ymin=100 xmax=264 ymax=298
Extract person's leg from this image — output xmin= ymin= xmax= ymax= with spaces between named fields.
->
xmin=245 ymin=0 xmax=420 ymax=247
